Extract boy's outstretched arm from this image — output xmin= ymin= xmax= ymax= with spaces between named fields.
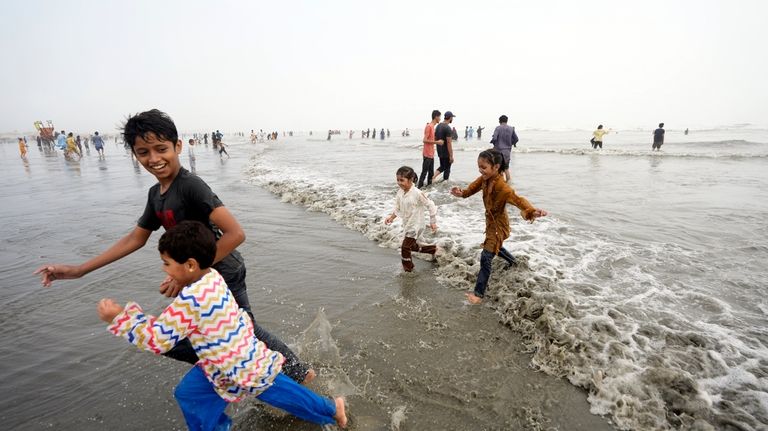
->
xmin=208 ymin=206 xmax=245 ymax=265
xmin=35 ymin=226 xmax=152 ymax=287
xmin=100 ymin=296 xmax=197 ymax=354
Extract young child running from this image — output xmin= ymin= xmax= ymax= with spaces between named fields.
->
xmin=450 ymin=149 xmax=547 ymax=304
xmin=35 ymin=109 xmax=314 ymax=385
xmin=98 ymin=221 xmax=347 ymax=431
xmin=385 ymin=166 xmax=438 ymax=272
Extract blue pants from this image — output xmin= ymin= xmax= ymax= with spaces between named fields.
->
xmin=174 ymin=366 xmax=336 ymax=431
xmin=474 ymin=247 xmax=516 ymax=298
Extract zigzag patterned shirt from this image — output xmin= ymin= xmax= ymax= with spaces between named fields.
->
xmin=108 ymin=269 xmax=284 ymax=401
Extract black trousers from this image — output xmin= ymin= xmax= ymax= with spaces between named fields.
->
xmin=418 ymin=157 xmax=434 ymax=188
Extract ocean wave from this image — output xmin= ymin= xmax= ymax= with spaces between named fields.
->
xmin=245 ymin=147 xmax=768 ymax=430
xmin=512 ymin=147 xmax=768 ymax=159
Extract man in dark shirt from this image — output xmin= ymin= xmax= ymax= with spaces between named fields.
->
xmin=652 ymin=122 xmax=665 ymax=151
xmin=434 ymin=111 xmax=456 ymax=181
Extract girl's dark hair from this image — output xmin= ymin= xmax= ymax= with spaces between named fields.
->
xmin=478 ymin=149 xmax=508 ymax=172
xmin=396 ymin=166 xmax=418 ymax=182
xmin=158 ymin=221 xmax=216 ymax=269
xmin=122 ymin=109 xmax=179 ymax=149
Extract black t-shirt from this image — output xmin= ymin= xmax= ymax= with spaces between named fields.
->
xmin=137 ymin=168 xmax=243 ymax=271
xmin=435 ymin=122 xmax=452 ymax=158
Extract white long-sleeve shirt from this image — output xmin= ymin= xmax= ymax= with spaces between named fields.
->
xmin=393 ymin=186 xmax=437 ymax=238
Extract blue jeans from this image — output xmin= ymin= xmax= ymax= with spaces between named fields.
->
xmin=474 ymin=247 xmax=516 ymax=298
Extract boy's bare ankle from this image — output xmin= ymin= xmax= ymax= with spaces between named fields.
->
xmin=302 ymin=368 xmax=316 ymax=385
xmin=334 ymin=397 xmax=348 ymax=428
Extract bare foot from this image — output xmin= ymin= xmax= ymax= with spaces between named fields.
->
xmin=334 ymin=397 xmax=348 ymax=428
xmin=302 ymin=368 xmax=316 ymax=385
xmin=465 ymin=292 xmax=483 ymax=304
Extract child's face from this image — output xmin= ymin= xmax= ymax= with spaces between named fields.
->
xmin=133 ymin=133 xmax=182 ymax=182
xmin=160 ymin=252 xmax=196 ymax=286
xmin=396 ymin=174 xmax=413 ymax=191
xmin=477 ymin=157 xmax=500 ymax=180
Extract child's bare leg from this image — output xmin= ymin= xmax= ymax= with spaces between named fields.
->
xmin=334 ymin=397 xmax=348 ymax=428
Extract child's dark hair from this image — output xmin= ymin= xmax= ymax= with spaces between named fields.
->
xmin=158 ymin=221 xmax=216 ymax=269
xmin=478 ymin=149 xmax=508 ymax=172
xmin=396 ymin=166 xmax=418 ymax=182
xmin=431 ymin=109 xmax=441 ymax=120
xmin=122 ymin=109 xmax=179 ymax=150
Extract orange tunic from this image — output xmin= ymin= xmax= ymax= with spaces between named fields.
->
xmin=461 ymin=174 xmax=537 ymax=253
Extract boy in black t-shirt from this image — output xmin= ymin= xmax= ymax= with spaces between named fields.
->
xmin=35 ymin=109 xmax=314 ymax=384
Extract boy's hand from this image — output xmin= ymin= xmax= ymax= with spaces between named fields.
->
xmin=384 ymin=214 xmax=396 ymax=225
xmin=430 ymin=223 xmax=438 ymax=233
xmin=97 ymin=298 xmax=124 ymax=323
xmin=436 ymin=139 xmax=444 ymax=145
xmin=34 ymin=264 xmax=83 ymax=287
xmin=450 ymin=187 xmax=463 ymax=197
xmin=159 ymin=275 xmax=182 ymax=298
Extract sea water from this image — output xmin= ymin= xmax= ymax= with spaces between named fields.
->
xmin=246 ymin=126 xmax=768 ymax=430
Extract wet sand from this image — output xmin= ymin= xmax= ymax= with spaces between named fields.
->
xmin=0 ymin=141 xmax=614 ymax=430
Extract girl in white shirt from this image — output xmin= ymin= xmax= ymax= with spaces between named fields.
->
xmin=385 ymin=166 xmax=438 ymax=271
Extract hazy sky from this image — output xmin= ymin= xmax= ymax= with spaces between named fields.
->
xmin=1 ymin=0 xmax=767 ymax=133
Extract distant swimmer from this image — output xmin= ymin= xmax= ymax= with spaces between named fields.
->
xmin=591 ymin=124 xmax=610 ymax=149
xmin=652 ymin=123 xmax=665 ymax=151
xmin=684 ymin=128 xmax=689 ymax=135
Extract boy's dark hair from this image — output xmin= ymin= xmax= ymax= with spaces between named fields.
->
xmin=597 ymin=124 xmax=603 ymax=129
xmin=659 ymin=123 xmax=664 ymax=128
xmin=431 ymin=110 xmax=441 ymax=120
xmin=158 ymin=221 xmax=216 ymax=269
xmin=396 ymin=166 xmax=418 ymax=183
xmin=478 ymin=149 xmax=508 ymax=172
xmin=499 ymin=115 xmax=508 ymax=124
xmin=122 ymin=109 xmax=179 ymax=150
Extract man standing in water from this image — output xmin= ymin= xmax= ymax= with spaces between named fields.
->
xmin=490 ymin=115 xmax=518 ymax=182
xmin=652 ymin=123 xmax=665 ymax=151
xmin=417 ymin=109 xmax=444 ymax=189
xmin=434 ymin=111 xmax=456 ymax=182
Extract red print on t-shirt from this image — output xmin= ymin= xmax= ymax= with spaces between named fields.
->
xmin=156 ymin=210 xmax=177 ymax=229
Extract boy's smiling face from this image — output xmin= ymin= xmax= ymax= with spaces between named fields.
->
xmin=132 ymin=133 xmax=182 ymax=183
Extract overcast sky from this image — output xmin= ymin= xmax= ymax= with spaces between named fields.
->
xmin=1 ymin=0 xmax=766 ymax=133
